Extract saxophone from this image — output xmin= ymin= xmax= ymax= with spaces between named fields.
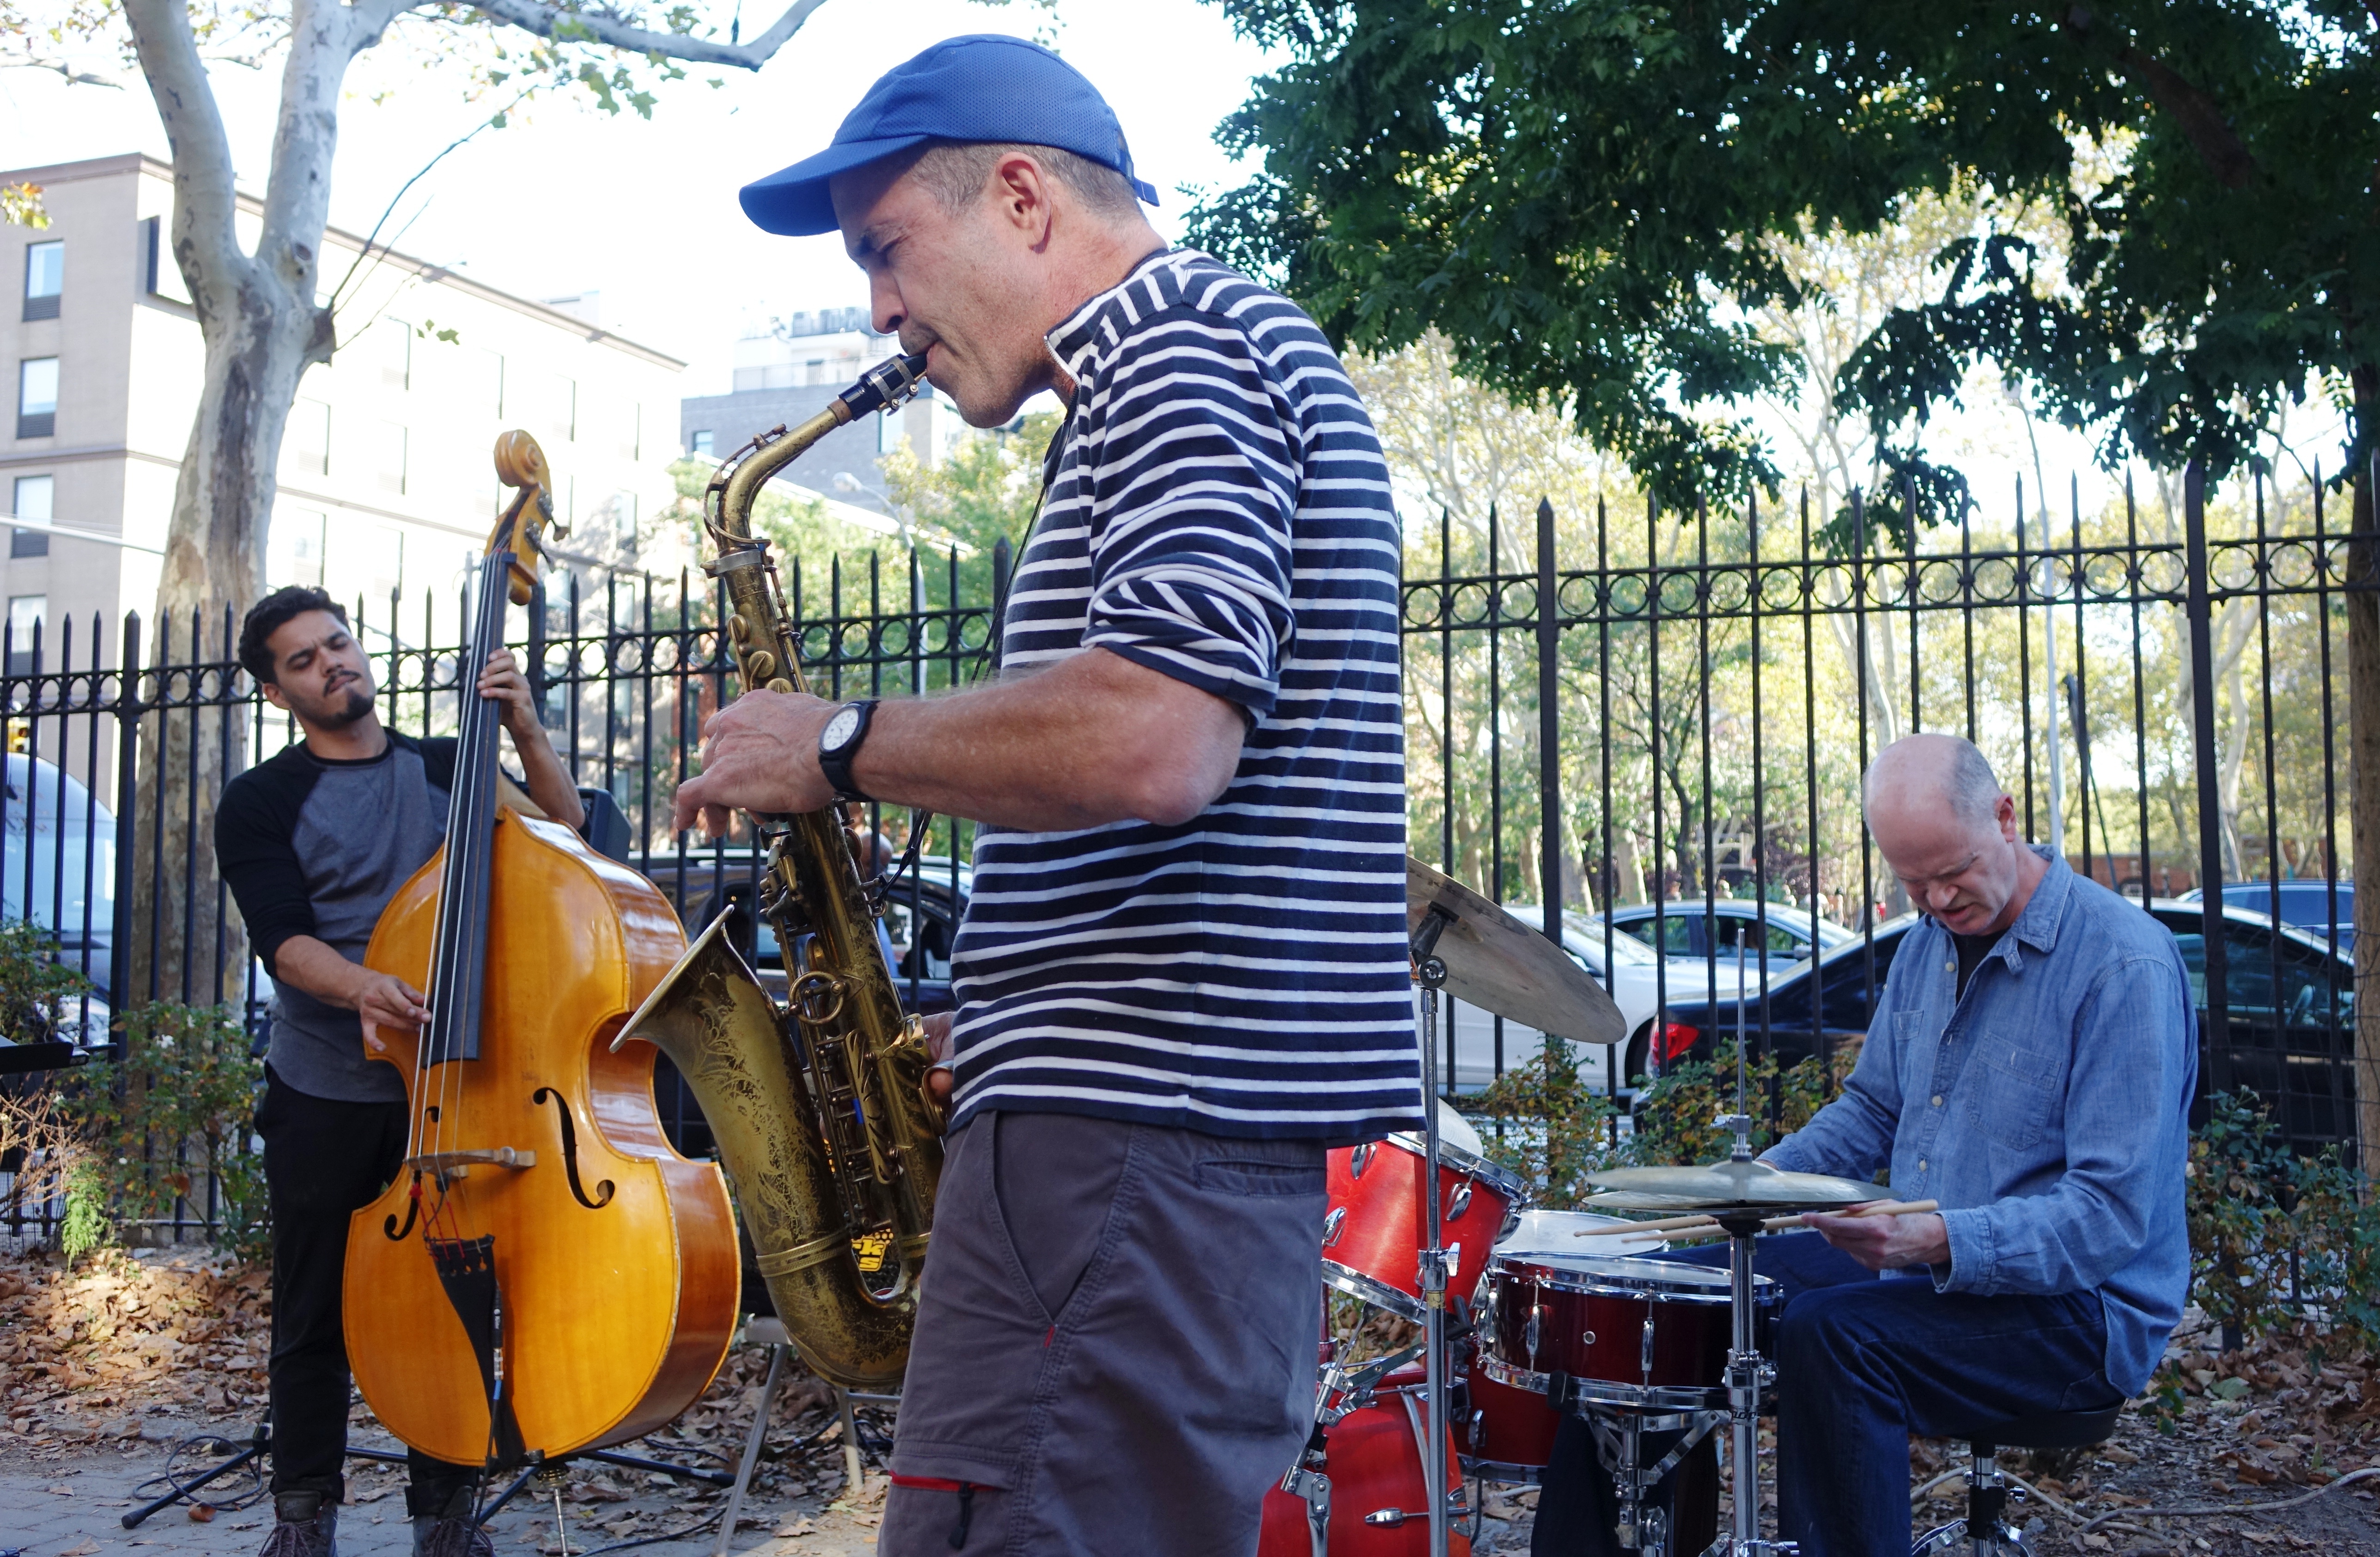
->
xmin=616 ymin=352 xmax=942 ymax=1390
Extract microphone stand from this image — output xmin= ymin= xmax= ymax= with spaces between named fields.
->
xmin=1411 ymin=905 xmax=1457 ymax=1557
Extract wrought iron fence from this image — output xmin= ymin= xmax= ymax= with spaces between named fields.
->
xmin=0 ymin=459 xmax=2365 ymax=1243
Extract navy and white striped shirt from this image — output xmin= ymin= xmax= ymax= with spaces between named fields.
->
xmin=946 ymin=248 xmax=1420 ymax=1143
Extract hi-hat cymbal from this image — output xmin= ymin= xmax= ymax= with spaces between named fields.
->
xmin=1406 ymin=858 xmax=1624 ymax=1048
xmin=1582 ymin=1159 xmax=1882 ymax=1212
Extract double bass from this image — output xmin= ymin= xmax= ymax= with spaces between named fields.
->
xmin=344 ymin=433 xmax=738 ymax=1469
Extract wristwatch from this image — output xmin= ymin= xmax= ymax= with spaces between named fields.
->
xmin=817 ymin=698 xmax=881 ymax=803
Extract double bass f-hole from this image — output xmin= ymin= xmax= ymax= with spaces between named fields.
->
xmin=383 ymin=1170 xmax=424 ymax=1241
xmin=532 ymin=1087 xmax=615 ymax=1210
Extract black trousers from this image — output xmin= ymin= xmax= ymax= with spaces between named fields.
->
xmin=257 ymin=1066 xmax=474 ymax=1511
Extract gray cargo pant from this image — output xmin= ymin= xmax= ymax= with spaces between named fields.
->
xmin=881 ymin=1109 xmax=1327 ymax=1556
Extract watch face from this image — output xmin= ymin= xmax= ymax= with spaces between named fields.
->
xmin=822 ymin=706 xmax=863 ymax=752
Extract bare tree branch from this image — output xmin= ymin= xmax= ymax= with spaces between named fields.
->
xmin=329 ymin=84 xmax=537 ymax=313
xmin=464 ymin=0 xmax=832 ymax=69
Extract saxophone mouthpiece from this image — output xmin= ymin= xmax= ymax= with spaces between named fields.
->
xmin=841 ymin=352 xmax=932 ymax=420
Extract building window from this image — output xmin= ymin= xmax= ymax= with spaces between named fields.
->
xmin=476 ymin=349 xmax=505 ymax=419
xmin=141 ymin=217 xmax=192 ymax=304
xmin=11 ymin=474 xmax=51 ymax=558
xmin=376 ymin=421 xmax=408 ymax=496
xmin=271 ymin=505 xmax=327 ymax=587
xmin=16 ymin=358 xmax=57 ymax=439
xmin=22 ymin=242 xmax=61 ymax=322
xmin=691 ymin=429 xmax=713 ymax=456
xmin=286 ymin=398 xmax=330 ymax=477
xmin=378 ymin=318 xmax=412 ymax=391
xmin=7 ymin=594 xmax=46 ymax=672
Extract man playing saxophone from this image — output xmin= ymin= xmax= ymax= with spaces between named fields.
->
xmin=672 ymin=34 xmax=1420 ymax=1557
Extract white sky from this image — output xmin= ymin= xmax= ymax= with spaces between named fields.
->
xmin=1 ymin=0 xmax=1276 ymax=395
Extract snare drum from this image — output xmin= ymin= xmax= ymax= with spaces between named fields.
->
xmin=1478 ymin=1252 xmax=1782 ymax=1412
xmin=1322 ymin=1133 xmax=1526 ymax=1320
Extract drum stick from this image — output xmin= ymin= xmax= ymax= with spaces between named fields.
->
xmin=1571 ymin=1211 xmax=1731 ymax=1237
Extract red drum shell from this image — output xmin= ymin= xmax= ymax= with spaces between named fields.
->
xmin=1258 ymin=1383 xmax=1472 ymax=1557
xmin=1479 ymin=1252 xmax=1781 ymax=1410
xmin=1322 ymin=1134 xmax=1525 ymax=1320
xmin=1461 ymin=1356 xmax=1563 ymax=1483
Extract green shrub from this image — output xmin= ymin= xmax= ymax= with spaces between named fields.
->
xmin=1464 ymin=1036 xmax=1857 ymax=1209
xmin=60 ymin=1001 xmax=267 ymax=1260
xmin=57 ymin=1159 xmax=111 ymax=1263
xmin=2176 ymin=1091 xmax=2377 ymax=1358
xmin=1465 ymin=1036 xmax=1620 ymax=1206
xmin=0 ymin=915 xmax=93 ymax=1042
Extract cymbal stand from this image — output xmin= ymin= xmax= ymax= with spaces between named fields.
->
xmin=1411 ymin=904 xmax=1458 ymax=1557
xmin=1707 ymin=941 xmax=1793 ymax=1555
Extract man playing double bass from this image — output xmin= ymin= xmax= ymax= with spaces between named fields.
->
xmin=674 ymin=34 xmax=1422 ymax=1557
xmin=215 ymin=585 xmax=584 ymax=1557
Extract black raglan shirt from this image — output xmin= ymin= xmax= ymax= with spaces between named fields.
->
xmin=214 ymin=732 xmax=458 ymax=1104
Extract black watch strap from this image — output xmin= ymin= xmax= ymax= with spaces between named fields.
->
xmin=818 ymin=698 xmax=880 ymax=803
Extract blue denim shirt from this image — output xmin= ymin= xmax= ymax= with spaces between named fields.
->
xmin=1765 ymin=851 xmax=2196 ymax=1395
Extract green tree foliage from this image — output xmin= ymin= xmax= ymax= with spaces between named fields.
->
xmin=1194 ymin=2 xmax=2380 ymax=511
xmin=881 ymin=408 xmax=1062 ymax=578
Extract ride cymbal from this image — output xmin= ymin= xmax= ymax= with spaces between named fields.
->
xmin=1406 ymin=857 xmax=1625 ymax=1048
xmin=1582 ymin=1159 xmax=1882 ymax=1212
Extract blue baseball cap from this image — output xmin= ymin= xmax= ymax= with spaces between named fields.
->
xmin=739 ymin=35 xmax=1160 ymax=237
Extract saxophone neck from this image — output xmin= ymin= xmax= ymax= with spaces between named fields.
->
xmin=706 ymin=350 xmax=931 ymax=545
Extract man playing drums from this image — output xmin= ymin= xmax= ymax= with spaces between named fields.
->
xmin=1537 ymin=732 xmax=2195 ymax=1557
xmin=1764 ymin=732 xmax=2195 ymax=1552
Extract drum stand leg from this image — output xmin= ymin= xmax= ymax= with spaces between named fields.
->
xmin=1412 ymin=907 xmax=1459 ymax=1557
xmin=1588 ymin=1408 xmax=1723 ymax=1556
xmin=1710 ymin=1217 xmax=1790 ymax=1557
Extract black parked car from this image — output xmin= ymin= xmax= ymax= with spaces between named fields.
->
xmin=1650 ymin=900 xmax=2355 ymax=1145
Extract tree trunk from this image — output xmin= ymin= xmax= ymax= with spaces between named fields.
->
xmin=2350 ymin=366 xmax=2380 ymax=1174
xmin=122 ymin=0 xmax=352 ymax=1006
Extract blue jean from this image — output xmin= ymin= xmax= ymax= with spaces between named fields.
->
xmin=1532 ymin=1231 xmax=1873 ymax=1557
xmin=1776 ymin=1277 xmax=2115 ymax=1557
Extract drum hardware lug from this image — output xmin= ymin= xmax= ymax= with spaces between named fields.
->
xmin=1524 ymin=1305 xmax=1542 ymax=1366
xmin=1363 ymin=1508 xmax=1409 ymax=1528
xmin=1321 ymin=1206 xmax=1347 ymax=1248
xmin=1446 ymin=1177 xmax=1473 ymax=1220
xmin=1640 ymin=1317 xmax=1656 ymax=1381
xmin=1349 ymin=1141 xmax=1373 ymax=1178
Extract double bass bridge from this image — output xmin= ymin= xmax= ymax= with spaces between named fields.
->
xmin=405 ymin=1147 xmax=537 ymax=1182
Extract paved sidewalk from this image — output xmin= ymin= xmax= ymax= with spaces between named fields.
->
xmin=0 ymin=1422 xmax=885 ymax=1557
